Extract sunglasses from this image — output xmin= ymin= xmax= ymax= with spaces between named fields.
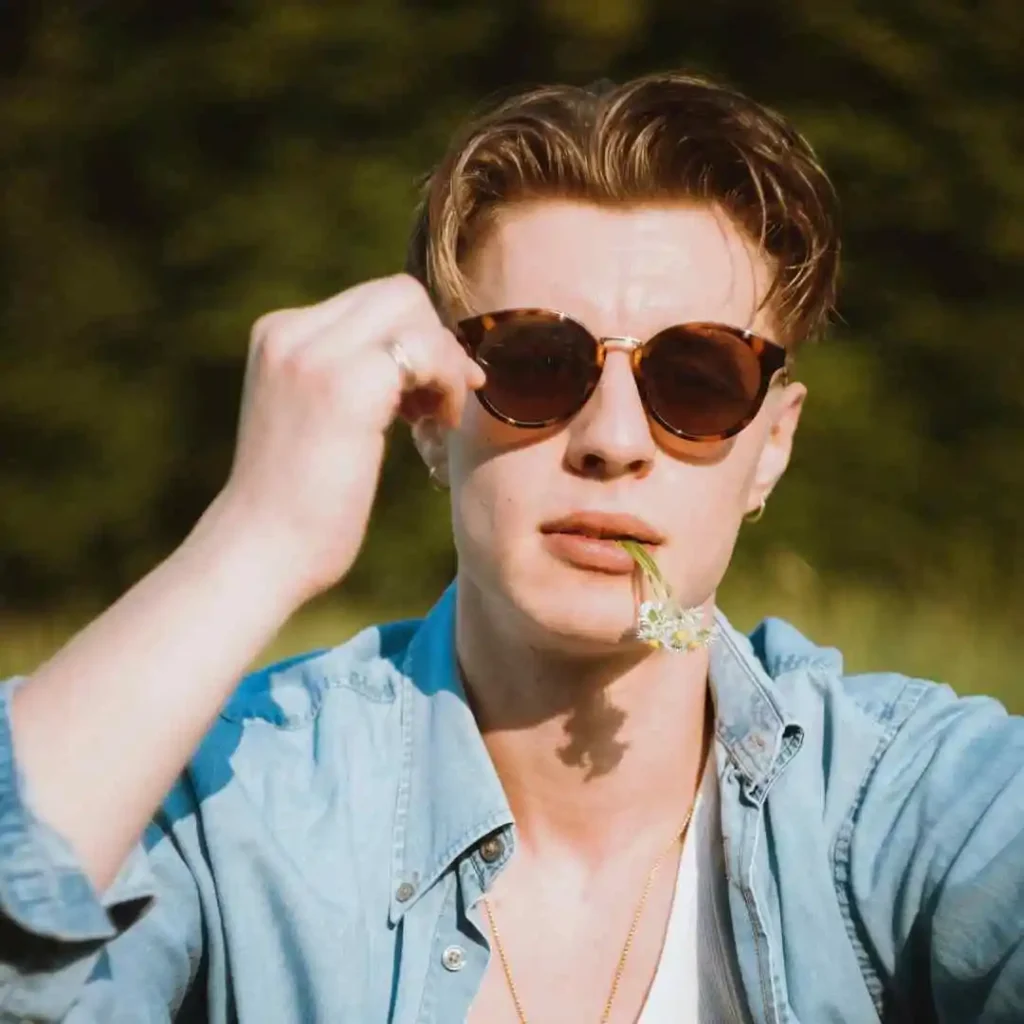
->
xmin=456 ymin=308 xmax=789 ymax=442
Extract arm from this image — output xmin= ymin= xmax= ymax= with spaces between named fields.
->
xmin=0 ymin=275 xmax=479 ymax=1017
xmin=9 ymin=507 xmax=300 ymax=897
xmin=7 ymin=273 xmax=480 ymax=896
xmin=848 ymin=682 xmax=1024 ymax=1022
xmin=0 ymin=680 xmax=202 ymax=1023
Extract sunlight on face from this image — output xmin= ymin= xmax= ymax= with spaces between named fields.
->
xmin=446 ymin=201 xmax=801 ymax=651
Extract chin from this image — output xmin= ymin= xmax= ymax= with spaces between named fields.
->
xmin=499 ymin=565 xmax=643 ymax=653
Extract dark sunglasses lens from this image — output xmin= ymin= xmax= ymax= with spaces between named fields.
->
xmin=476 ymin=315 xmax=597 ymax=426
xmin=642 ymin=326 xmax=762 ymax=437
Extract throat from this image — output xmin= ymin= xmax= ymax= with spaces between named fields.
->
xmin=454 ymin=575 xmax=713 ymax=865
xmin=469 ymin=671 xmax=713 ymax=869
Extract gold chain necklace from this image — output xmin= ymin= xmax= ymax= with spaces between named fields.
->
xmin=481 ymin=803 xmax=696 ymax=1024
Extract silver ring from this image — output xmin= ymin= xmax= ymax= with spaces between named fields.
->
xmin=384 ymin=338 xmax=416 ymax=388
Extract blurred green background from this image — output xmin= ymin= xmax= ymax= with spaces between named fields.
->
xmin=1 ymin=1 xmax=1022 ymax=708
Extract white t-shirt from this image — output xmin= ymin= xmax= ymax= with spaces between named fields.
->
xmin=637 ymin=757 xmax=752 ymax=1022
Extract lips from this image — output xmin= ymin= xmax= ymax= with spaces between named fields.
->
xmin=539 ymin=512 xmax=662 ymax=575
xmin=539 ymin=511 xmax=665 ymax=545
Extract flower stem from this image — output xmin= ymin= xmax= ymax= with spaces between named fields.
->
xmin=617 ymin=539 xmax=671 ymax=603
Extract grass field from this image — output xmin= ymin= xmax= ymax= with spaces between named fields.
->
xmin=2 ymin=567 xmax=1021 ymax=714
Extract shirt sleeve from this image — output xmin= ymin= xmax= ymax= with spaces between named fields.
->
xmin=0 ymin=678 xmax=204 ymax=1022
xmin=848 ymin=680 xmax=1024 ymax=1023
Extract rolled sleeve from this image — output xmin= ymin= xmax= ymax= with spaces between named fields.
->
xmin=0 ymin=678 xmax=201 ymax=1022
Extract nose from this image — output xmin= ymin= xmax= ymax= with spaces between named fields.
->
xmin=564 ymin=349 xmax=655 ymax=480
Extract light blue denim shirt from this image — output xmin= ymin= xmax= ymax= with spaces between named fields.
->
xmin=1 ymin=584 xmax=1022 ymax=1022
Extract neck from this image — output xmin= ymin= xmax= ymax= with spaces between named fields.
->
xmin=456 ymin=580 xmax=713 ymax=868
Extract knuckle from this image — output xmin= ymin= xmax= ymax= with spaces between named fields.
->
xmin=387 ymin=272 xmax=432 ymax=309
xmin=251 ymin=310 xmax=297 ymax=356
xmin=251 ymin=310 xmax=286 ymax=342
xmin=422 ymin=322 xmax=455 ymax=354
xmin=279 ymin=345 xmax=324 ymax=386
xmin=257 ymin=332 xmax=293 ymax=373
xmin=258 ymin=334 xmax=324 ymax=388
xmin=401 ymin=327 xmax=455 ymax=381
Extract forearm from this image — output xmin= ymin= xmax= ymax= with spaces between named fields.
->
xmin=9 ymin=496 xmax=303 ymax=893
xmin=5 ymin=274 xmax=454 ymax=899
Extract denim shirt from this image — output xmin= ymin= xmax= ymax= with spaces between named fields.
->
xmin=1 ymin=584 xmax=1022 ymax=1023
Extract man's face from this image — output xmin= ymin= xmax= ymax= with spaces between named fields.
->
xmin=432 ymin=200 xmax=804 ymax=650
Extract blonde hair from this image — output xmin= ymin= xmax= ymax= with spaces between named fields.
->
xmin=406 ymin=72 xmax=840 ymax=345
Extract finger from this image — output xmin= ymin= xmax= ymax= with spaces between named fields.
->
xmin=387 ymin=325 xmax=476 ymax=428
xmin=300 ymin=273 xmax=437 ymax=350
xmin=251 ymin=274 xmax=436 ymax=364
xmin=288 ymin=272 xmax=486 ymax=405
xmin=249 ymin=309 xmax=307 ymax=366
xmin=291 ymin=318 xmax=468 ymax=432
xmin=397 ymin=388 xmax=445 ymax=424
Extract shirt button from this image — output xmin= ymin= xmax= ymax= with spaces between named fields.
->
xmin=442 ymin=945 xmax=467 ymax=972
xmin=395 ymin=881 xmax=416 ymax=903
xmin=480 ymin=835 xmax=505 ymax=863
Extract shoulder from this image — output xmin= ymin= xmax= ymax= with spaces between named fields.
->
xmin=747 ymin=614 xmax=1004 ymax=737
xmin=749 ymin=614 xmax=1022 ymax=830
xmin=217 ymin=616 xmax=423 ymax=728
xmin=755 ymin=615 xmax=1024 ymax=1013
xmin=158 ymin=617 xmax=424 ymax=825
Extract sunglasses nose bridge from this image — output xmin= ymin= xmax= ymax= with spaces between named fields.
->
xmin=597 ymin=335 xmax=644 ymax=371
xmin=599 ymin=335 xmax=643 ymax=351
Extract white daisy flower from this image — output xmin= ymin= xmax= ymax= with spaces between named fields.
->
xmin=619 ymin=542 xmax=714 ymax=653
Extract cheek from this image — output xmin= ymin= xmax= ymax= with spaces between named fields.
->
xmin=447 ymin=395 xmax=769 ymax=603
xmin=661 ymin=463 xmax=745 ymax=540
xmin=453 ymin=399 xmax=523 ymax=463
xmin=653 ymin=422 xmax=766 ymax=511
xmin=656 ymin=427 xmax=768 ymax=560
xmin=650 ymin=462 xmax=753 ymax=605
xmin=447 ymin=410 xmax=560 ymax=563
xmin=452 ymin=397 xmax=567 ymax=477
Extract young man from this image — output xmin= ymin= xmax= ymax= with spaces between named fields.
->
xmin=1 ymin=72 xmax=1021 ymax=1024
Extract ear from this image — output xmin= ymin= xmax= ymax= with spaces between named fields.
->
xmin=411 ymin=417 xmax=450 ymax=487
xmin=746 ymin=382 xmax=806 ymax=515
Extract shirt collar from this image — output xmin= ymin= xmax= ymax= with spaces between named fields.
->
xmin=709 ymin=609 xmax=805 ymax=803
xmin=389 ymin=584 xmax=512 ymax=923
xmin=388 ymin=587 xmax=804 ymax=920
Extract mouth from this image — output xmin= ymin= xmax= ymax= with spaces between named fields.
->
xmin=539 ymin=512 xmax=664 ymax=546
xmin=539 ymin=512 xmax=664 ymax=574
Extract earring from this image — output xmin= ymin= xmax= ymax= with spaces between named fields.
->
xmin=428 ymin=465 xmax=448 ymax=492
xmin=744 ymin=497 xmax=766 ymax=523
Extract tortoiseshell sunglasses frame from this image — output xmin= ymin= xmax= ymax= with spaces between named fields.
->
xmin=455 ymin=307 xmax=790 ymax=442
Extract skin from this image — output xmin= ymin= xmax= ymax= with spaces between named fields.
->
xmin=415 ymin=200 xmax=806 ymax=1020
xmin=9 ymin=196 xmax=802 ymax=1023
xmin=12 ymin=274 xmax=485 ymax=892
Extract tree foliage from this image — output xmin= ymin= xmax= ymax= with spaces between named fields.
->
xmin=1 ymin=0 xmax=1021 ymax=612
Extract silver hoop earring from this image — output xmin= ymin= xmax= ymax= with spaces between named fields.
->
xmin=428 ymin=465 xmax=448 ymax=492
xmin=744 ymin=497 xmax=766 ymax=523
